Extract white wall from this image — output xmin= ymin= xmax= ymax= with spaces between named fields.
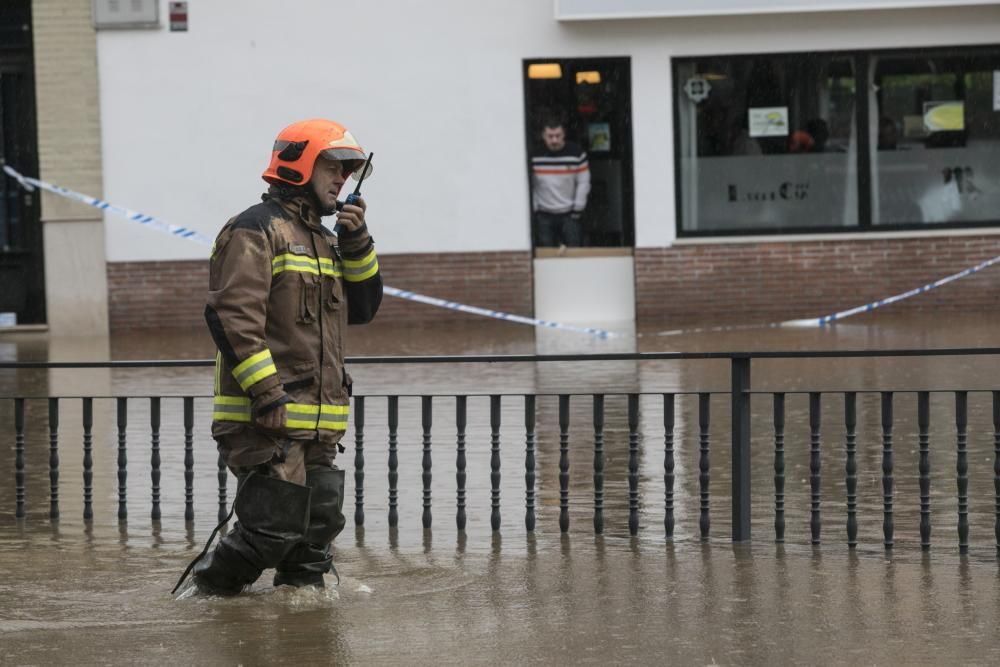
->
xmin=97 ymin=1 xmax=1000 ymax=261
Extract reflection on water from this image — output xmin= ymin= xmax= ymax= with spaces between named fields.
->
xmin=2 ymin=313 xmax=1000 ymax=662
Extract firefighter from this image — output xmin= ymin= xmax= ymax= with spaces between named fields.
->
xmin=189 ymin=119 xmax=382 ymax=595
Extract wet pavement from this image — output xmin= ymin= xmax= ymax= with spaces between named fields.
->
xmin=2 ymin=313 xmax=1000 ymax=664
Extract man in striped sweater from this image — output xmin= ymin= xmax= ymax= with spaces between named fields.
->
xmin=531 ymin=121 xmax=591 ymax=247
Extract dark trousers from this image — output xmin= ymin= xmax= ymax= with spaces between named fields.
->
xmin=535 ymin=211 xmax=583 ymax=248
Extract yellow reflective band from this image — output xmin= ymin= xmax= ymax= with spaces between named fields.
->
xmin=212 ymin=395 xmax=252 ymax=423
xmin=342 ymin=249 xmax=379 ymax=283
xmin=316 ymin=404 xmax=349 ymax=430
xmin=232 ymin=349 xmax=278 ymax=391
xmin=233 ymin=349 xmax=272 ymax=376
xmin=320 ymin=258 xmax=343 ymax=277
xmin=215 ymin=395 xmax=251 ymax=406
xmin=212 ymin=397 xmax=348 ymax=431
xmin=285 ymin=403 xmax=350 ymax=430
xmin=272 ymin=254 xmax=320 ymax=276
xmin=342 ymin=248 xmax=376 ymax=269
xmin=273 ymin=253 xmax=342 ymax=278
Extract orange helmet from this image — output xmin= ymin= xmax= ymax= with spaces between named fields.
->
xmin=262 ymin=118 xmax=370 ymax=186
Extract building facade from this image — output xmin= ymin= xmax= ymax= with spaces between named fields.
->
xmin=3 ymin=0 xmax=999 ymax=334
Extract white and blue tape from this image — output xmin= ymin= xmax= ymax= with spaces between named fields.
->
xmin=4 ymin=165 xmax=215 ymax=247
xmin=782 ymin=253 xmax=1000 ymax=327
xmin=3 ymin=164 xmax=617 ymax=339
xmin=7 ymin=164 xmax=997 ymax=339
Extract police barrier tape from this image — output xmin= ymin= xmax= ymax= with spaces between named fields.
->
xmin=7 ymin=164 xmax=998 ymax=339
xmin=781 ymin=252 xmax=1000 ymax=327
xmin=651 ymin=251 xmax=1000 ymax=336
xmin=3 ymin=165 xmax=618 ymax=339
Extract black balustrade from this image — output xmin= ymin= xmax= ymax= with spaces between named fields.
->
xmin=4 ymin=349 xmax=1000 ymax=555
xmin=918 ymin=392 xmax=931 ymax=550
xmin=216 ymin=454 xmax=228 ymax=524
xmin=699 ymin=393 xmax=710 ymax=541
xmin=559 ymin=394 xmax=570 ymax=533
xmin=845 ymin=392 xmax=857 ymax=548
xmin=774 ymin=393 xmax=785 ymax=544
xmin=387 ymin=395 xmax=399 ymax=528
xmin=456 ymin=396 xmax=467 ymax=531
xmin=48 ymin=398 xmax=59 ymax=520
xmin=354 ymin=396 xmax=365 ymax=527
xmin=882 ymin=392 xmax=894 ymax=549
xmin=118 ymin=397 xmax=129 ymax=522
xmin=150 ymin=397 xmax=161 ymax=522
xmin=524 ymin=395 xmax=535 ymax=532
xmin=82 ymin=397 xmax=93 ymax=521
xmin=809 ymin=393 xmax=821 ymax=545
xmin=14 ymin=397 xmax=24 ymax=519
xmin=422 ymin=396 xmax=433 ymax=530
xmin=628 ymin=394 xmax=640 ymax=537
xmin=183 ymin=397 xmax=193 ymax=523
xmin=593 ymin=395 xmax=605 ymax=535
xmin=663 ymin=394 xmax=675 ymax=540
xmin=956 ymin=391 xmax=969 ymax=554
xmin=490 ymin=395 xmax=501 ymax=532
xmin=731 ymin=357 xmax=751 ymax=542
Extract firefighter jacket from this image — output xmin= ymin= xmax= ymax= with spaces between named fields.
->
xmin=205 ymin=191 xmax=382 ymax=455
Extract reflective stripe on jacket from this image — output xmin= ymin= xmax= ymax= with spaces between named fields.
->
xmin=206 ymin=192 xmax=382 ymax=447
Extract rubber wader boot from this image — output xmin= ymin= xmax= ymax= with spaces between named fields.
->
xmin=273 ymin=467 xmax=346 ymax=588
xmin=192 ymin=473 xmax=311 ymax=596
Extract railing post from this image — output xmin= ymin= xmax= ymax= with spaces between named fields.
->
xmin=354 ymin=395 xmax=365 ymax=528
xmin=731 ymin=356 xmax=751 ymax=542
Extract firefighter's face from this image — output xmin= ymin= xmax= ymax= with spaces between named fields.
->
xmin=542 ymin=126 xmax=565 ymax=151
xmin=310 ymin=157 xmax=349 ymax=212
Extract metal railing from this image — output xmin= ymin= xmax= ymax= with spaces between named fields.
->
xmin=3 ymin=349 xmax=1000 ymax=554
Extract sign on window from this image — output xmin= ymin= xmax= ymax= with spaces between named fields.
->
xmin=748 ymin=107 xmax=789 ymax=138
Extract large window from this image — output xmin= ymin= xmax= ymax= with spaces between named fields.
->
xmin=673 ymin=45 xmax=1000 ymax=236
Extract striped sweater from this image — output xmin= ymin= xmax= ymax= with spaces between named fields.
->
xmin=531 ymin=142 xmax=591 ymax=214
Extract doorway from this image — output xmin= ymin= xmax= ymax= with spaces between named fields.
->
xmin=0 ymin=0 xmax=44 ymax=326
xmin=523 ymin=57 xmax=634 ymax=251
xmin=523 ymin=57 xmax=636 ymax=326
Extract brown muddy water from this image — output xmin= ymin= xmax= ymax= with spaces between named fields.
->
xmin=2 ymin=313 xmax=1000 ymax=665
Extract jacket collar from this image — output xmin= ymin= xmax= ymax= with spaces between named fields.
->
xmin=263 ymin=188 xmax=323 ymax=230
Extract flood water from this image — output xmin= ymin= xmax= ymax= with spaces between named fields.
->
xmin=2 ymin=313 xmax=1000 ymax=664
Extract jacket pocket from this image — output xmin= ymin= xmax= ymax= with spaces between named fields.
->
xmin=297 ymin=273 xmax=319 ymax=324
xmin=322 ymin=272 xmax=342 ymax=312
xmin=281 ymin=360 xmax=317 ymax=392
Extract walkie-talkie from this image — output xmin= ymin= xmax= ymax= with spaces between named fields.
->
xmin=335 ymin=151 xmax=374 ymax=211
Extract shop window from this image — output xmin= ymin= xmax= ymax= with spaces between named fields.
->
xmin=674 ymin=45 xmax=1000 ymax=236
xmin=872 ymin=52 xmax=1000 ymax=225
xmin=675 ymin=54 xmax=858 ymax=233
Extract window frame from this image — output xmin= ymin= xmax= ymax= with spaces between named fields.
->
xmin=672 ymin=43 xmax=1000 ymax=238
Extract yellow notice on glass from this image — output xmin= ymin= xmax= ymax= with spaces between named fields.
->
xmin=923 ymin=101 xmax=964 ymax=132
xmin=748 ymin=107 xmax=788 ymax=137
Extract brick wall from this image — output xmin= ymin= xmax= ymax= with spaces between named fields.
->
xmin=109 ymin=236 xmax=1000 ymax=330
xmin=107 ymin=251 xmax=533 ymax=331
xmin=635 ymin=235 xmax=1000 ymax=325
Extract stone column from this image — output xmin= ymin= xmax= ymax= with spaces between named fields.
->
xmin=32 ymin=0 xmax=108 ymax=336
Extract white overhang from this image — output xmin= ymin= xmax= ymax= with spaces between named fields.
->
xmin=555 ymin=0 xmax=1000 ymax=21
